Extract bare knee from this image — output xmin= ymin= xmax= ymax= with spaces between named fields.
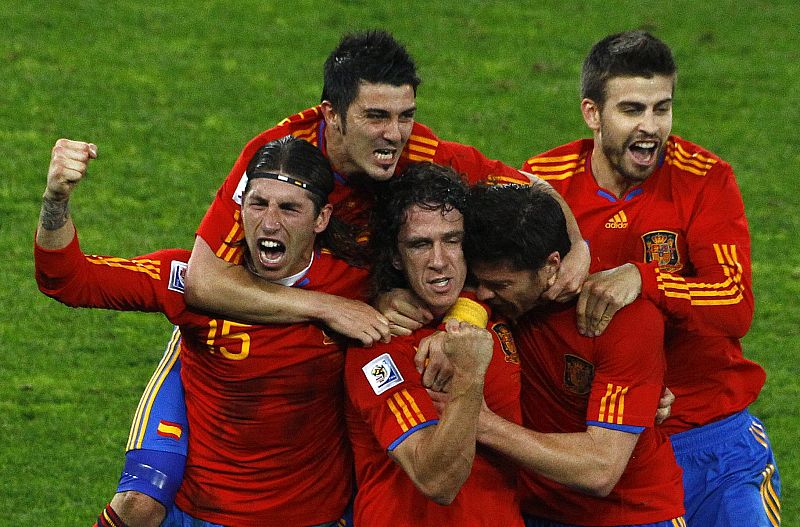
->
xmin=109 ymin=491 xmax=166 ymax=527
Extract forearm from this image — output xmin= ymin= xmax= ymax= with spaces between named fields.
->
xmin=526 ymin=172 xmax=584 ymax=248
xmin=478 ymin=413 xmax=634 ymax=497
xmin=36 ymin=196 xmax=75 ymax=250
xmin=396 ymin=374 xmax=485 ymax=504
xmin=184 ymin=236 xmax=330 ymax=324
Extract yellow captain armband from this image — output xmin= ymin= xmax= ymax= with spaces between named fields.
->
xmin=444 ymin=296 xmax=489 ymax=328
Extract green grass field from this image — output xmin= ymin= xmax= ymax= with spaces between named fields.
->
xmin=2 ymin=1 xmax=797 ymax=524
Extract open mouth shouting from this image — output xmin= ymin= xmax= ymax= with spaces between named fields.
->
xmin=257 ymin=238 xmax=286 ymax=268
xmin=373 ymin=146 xmax=399 ymax=170
xmin=628 ymin=138 xmax=660 ymax=168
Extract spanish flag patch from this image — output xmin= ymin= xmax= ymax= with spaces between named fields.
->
xmin=156 ymin=420 xmax=183 ymax=441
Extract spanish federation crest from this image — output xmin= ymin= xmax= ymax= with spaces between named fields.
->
xmin=563 ymin=354 xmax=594 ymax=395
xmin=491 ymin=322 xmax=519 ymax=364
xmin=642 ymin=230 xmax=682 ymax=273
xmin=362 ymin=353 xmax=404 ymax=395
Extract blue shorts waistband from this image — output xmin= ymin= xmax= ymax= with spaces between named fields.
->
xmin=669 ymin=408 xmax=754 ymax=454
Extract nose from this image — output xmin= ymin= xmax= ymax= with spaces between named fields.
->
xmin=475 ymin=284 xmax=494 ymax=302
xmin=638 ymin=110 xmax=659 ymax=135
xmin=260 ymin=206 xmax=281 ymax=231
xmin=429 ymin=241 xmax=446 ymax=270
xmin=383 ymin=117 xmax=402 ymax=144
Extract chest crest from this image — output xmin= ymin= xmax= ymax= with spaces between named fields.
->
xmin=563 ymin=354 xmax=594 ymax=395
xmin=491 ymin=322 xmax=519 ymax=364
xmin=642 ymin=230 xmax=683 ymax=272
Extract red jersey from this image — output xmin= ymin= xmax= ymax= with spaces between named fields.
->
xmin=344 ymin=319 xmax=524 ymax=527
xmin=515 ymin=300 xmax=684 ymax=525
xmin=199 ymin=106 xmax=529 ymax=263
xmin=35 ymin=234 xmax=366 ymax=527
xmin=522 ymin=137 xmax=765 ymax=434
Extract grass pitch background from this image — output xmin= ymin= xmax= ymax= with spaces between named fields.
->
xmin=2 ymin=1 xmax=797 ymax=524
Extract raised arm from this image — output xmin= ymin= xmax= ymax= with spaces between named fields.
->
xmin=387 ymin=320 xmax=492 ymax=504
xmin=37 ymin=138 xmax=97 ymax=250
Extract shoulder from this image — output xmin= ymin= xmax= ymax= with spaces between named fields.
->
xmin=522 ymin=139 xmax=593 ymax=182
xmin=601 ymin=299 xmax=664 ymax=340
xmin=304 ymin=250 xmax=369 ymax=300
xmin=345 ymin=336 xmax=419 ymax=394
xmin=245 ymin=105 xmax=324 ymax=150
xmin=397 ymin=120 xmax=442 ymax=164
xmin=663 ymin=135 xmax=733 ymax=180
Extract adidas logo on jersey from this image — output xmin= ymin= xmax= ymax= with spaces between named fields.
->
xmin=605 ymin=211 xmax=629 ymax=229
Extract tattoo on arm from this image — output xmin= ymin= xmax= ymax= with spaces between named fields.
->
xmin=40 ymin=198 xmax=70 ymax=231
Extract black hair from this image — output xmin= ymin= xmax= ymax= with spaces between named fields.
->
xmin=581 ymin=30 xmax=676 ymax=108
xmin=368 ymin=162 xmax=468 ymax=298
xmin=239 ymin=136 xmax=365 ymax=265
xmin=463 ymin=184 xmax=571 ymax=273
xmin=321 ymin=30 xmax=421 ymax=130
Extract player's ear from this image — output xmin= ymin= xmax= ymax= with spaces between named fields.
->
xmin=314 ymin=203 xmax=333 ymax=234
xmin=544 ymin=251 xmax=562 ymax=288
xmin=581 ymin=98 xmax=601 ymax=132
xmin=321 ymin=101 xmax=341 ymax=132
xmin=391 ymin=252 xmax=403 ymax=271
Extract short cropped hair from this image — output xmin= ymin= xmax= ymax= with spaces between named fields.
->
xmin=581 ymin=30 xmax=676 ymax=108
xmin=369 ymin=162 xmax=468 ymax=297
xmin=322 ymin=30 xmax=421 ymax=127
xmin=463 ymin=184 xmax=571 ymax=273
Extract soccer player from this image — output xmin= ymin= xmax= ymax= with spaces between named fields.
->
xmin=520 ymin=30 xmax=781 ymax=526
xmin=344 ymin=163 xmax=524 ymax=526
xmin=90 ymin=29 xmax=590 ymax=527
xmin=463 ymin=183 xmax=685 ymax=526
xmin=36 ymin=136 xmax=365 ymax=527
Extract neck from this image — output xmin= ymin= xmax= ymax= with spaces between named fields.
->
xmin=324 ymin=124 xmax=351 ymax=175
xmin=590 ymin=147 xmax=635 ymax=198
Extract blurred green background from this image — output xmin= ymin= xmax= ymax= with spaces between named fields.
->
xmin=2 ymin=1 xmax=797 ymax=524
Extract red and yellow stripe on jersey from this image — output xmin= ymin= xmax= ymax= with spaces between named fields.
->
xmin=653 ymin=243 xmax=746 ymax=306
xmin=86 ymin=255 xmax=162 ymax=280
xmin=386 ymin=389 xmax=426 ymax=433
xmin=522 ymin=149 xmax=589 ymax=182
xmin=596 ymin=383 xmax=630 ymax=425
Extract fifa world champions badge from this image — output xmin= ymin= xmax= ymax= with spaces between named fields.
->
xmin=168 ymin=261 xmax=188 ymax=293
xmin=363 ymin=353 xmax=404 ymax=395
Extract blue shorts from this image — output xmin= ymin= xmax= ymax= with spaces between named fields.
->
xmin=523 ymin=516 xmax=685 ymax=527
xmin=117 ymin=327 xmax=188 ymax=507
xmin=161 ymin=505 xmax=342 ymax=527
xmin=670 ymin=408 xmax=781 ymax=526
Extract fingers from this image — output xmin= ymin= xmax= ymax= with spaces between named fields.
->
xmin=418 ymin=333 xmax=452 ymax=389
xmin=331 ymin=301 xmax=390 ymax=347
xmin=375 ymin=288 xmax=433 ymax=333
xmin=414 ymin=338 xmax=431 ymax=373
xmin=46 ymin=139 xmax=98 ymax=200
xmin=386 ymin=312 xmax=423 ymax=335
xmin=655 ymin=387 xmax=674 ymax=425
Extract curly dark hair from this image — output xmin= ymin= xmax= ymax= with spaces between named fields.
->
xmin=321 ymin=30 xmax=420 ymax=130
xmin=368 ymin=162 xmax=468 ymax=298
xmin=581 ymin=30 xmax=676 ymax=108
xmin=463 ymin=184 xmax=571 ymax=273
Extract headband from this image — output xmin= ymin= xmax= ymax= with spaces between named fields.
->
xmin=246 ymin=172 xmax=328 ymax=200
